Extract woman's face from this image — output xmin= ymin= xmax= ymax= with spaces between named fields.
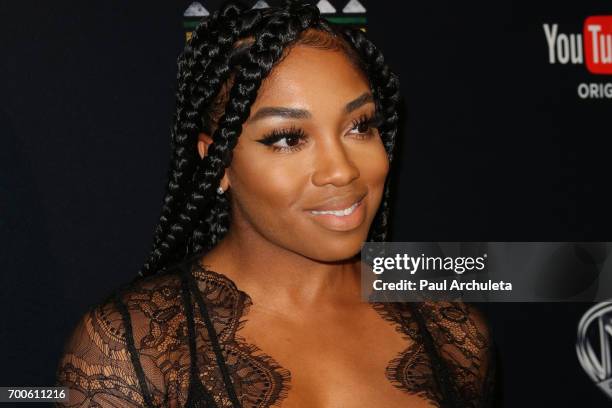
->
xmin=207 ymin=43 xmax=389 ymax=262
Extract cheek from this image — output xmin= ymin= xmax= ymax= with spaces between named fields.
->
xmin=361 ymin=144 xmax=389 ymax=183
xmin=356 ymin=141 xmax=390 ymax=210
xmin=227 ymin=136 xmax=390 ymax=261
xmin=229 ymin=147 xmax=307 ymax=225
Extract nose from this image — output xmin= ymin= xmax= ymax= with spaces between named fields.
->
xmin=311 ymin=138 xmax=360 ymax=187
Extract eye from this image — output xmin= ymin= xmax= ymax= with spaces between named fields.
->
xmin=348 ymin=112 xmax=384 ymax=139
xmin=256 ymin=126 xmax=308 ymax=153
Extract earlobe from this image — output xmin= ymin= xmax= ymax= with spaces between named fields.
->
xmin=220 ymin=170 xmax=230 ymax=192
xmin=197 ymin=132 xmax=213 ymax=159
xmin=199 ymin=132 xmax=231 ymax=192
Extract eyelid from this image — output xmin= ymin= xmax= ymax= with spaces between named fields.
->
xmin=348 ymin=111 xmax=384 ymax=133
xmin=256 ymin=126 xmax=308 ymax=153
xmin=255 ymin=111 xmax=384 ymax=153
xmin=256 ymin=125 xmax=306 ymax=146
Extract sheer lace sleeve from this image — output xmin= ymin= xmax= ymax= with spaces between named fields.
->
xmin=416 ymin=301 xmax=497 ymax=408
xmin=54 ymin=293 xmax=159 ymax=407
xmin=53 ymin=272 xmax=193 ymax=407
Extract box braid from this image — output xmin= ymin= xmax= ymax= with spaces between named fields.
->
xmin=338 ymin=27 xmax=463 ymax=406
xmin=338 ymin=26 xmax=400 ymax=244
xmin=139 ymin=0 xmax=401 ymax=277
xmin=136 ymin=2 xmax=463 ymax=405
xmin=339 ymin=25 xmax=463 ymax=407
xmin=146 ymin=3 xmax=256 ymax=253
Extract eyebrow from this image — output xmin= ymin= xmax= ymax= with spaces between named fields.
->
xmin=247 ymin=91 xmax=374 ymax=123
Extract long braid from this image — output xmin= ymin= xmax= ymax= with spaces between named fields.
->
xmin=339 ymin=27 xmax=400 ymax=244
xmin=339 ymin=24 xmax=462 ymax=408
xmin=133 ymin=3 xmax=469 ymax=406
xmin=135 ymin=3 xmax=464 ymax=405
xmin=141 ymin=1 xmax=324 ymax=275
xmin=141 ymin=4 xmax=265 ymax=276
xmin=140 ymin=0 xmax=401 ymax=275
xmin=184 ymin=0 xmax=323 ymax=255
xmin=189 ymin=3 xmax=325 ymax=254
xmin=339 ymin=28 xmax=400 ymax=162
xmin=149 ymin=7 xmax=236 ymax=251
xmin=341 ymin=31 xmax=455 ymax=403
xmin=190 ymin=189 xmax=230 ymax=254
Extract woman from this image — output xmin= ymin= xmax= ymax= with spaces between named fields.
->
xmin=55 ymin=1 xmax=497 ymax=407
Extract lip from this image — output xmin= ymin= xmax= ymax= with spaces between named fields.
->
xmin=305 ymin=194 xmax=367 ymax=232
xmin=305 ymin=192 xmax=368 ymax=212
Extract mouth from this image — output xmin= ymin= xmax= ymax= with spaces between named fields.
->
xmin=309 ymin=198 xmax=363 ymax=216
xmin=305 ymin=194 xmax=367 ymax=232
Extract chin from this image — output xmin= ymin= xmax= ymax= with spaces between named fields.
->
xmin=304 ymin=234 xmax=367 ymax=263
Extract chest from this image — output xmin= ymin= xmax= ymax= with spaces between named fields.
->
xmin=230 ymin=305 xmax=441 ymax=408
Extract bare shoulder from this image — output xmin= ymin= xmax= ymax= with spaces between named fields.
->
xmin=55 ymin=270 xmax=187 ymax=407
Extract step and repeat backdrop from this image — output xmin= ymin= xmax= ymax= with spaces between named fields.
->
xmin=2 ymin=0 xmax=611 ymax=406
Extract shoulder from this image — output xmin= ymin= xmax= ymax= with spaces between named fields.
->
xmin=414 ymin=300 xmax=493 ymax=367
xmin=416 ymin=301 xmax=496 ymax=404
xmin=417 ymin=301 xmax=492 ymax=343
xmin=55 ymin=265 xmax=188 ymax=407
xmin=55 ymin=257 xmax=249 ymax=407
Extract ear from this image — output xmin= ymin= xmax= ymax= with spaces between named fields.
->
xmin=197 ymin=132 xmax=214 ymax=159
xmin=197 ymin=132 xmax=231 ymax=191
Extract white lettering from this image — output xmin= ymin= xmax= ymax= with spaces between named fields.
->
xmin=601 ymin=33 xmax=612 ymax=63
xmin=544 ymin=24 xmax=584 ymax=65
xmin=557 ymin=33 xmax=570 ymax=63
xmin=570 ymin=34 xmax=584 ymax=63
xmin=578 ymin=83 xmax=589 ymax=99
xmin=588 ymin=24 xmax=602 ymax=63
xmin=577 ymin=82 xmax=612 ymax=99
xmin=543 ymin=23 xmax=558 ymax=63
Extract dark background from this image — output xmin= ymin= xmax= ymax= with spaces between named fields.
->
xmin=2 ymin=0 xmax=611 ymax=406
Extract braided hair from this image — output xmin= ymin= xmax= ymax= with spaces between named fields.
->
xmin=135 ymin=2 xmax=468 ymax=405
xmin=138 ymin=0 xmax=400 ymax=278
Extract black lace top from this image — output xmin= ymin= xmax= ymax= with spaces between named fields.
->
xmin=55 ymin=255 xmax=497 ymax=408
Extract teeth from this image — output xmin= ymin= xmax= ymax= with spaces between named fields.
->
xmin=311 ymin=200 xmax=359 ymax=216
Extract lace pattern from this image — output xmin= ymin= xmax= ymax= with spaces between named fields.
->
xmin=55 ymin=260 xmax=291 ymax=408
xmin=190 ymin=260 xmax=291 ymax=408
xmin=371 ymin=301 xmax=495 ymax=408
xmin=56 ymin=257 xmax=496 ymax=408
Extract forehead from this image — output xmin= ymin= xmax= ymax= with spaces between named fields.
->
xmin=252 ymin=45 xmax=370 ymax=109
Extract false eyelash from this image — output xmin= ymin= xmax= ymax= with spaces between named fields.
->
xmin=257 ymin=111 xmax=385 ymax=153
xmin=257 ymin=125 xmax=307 ymax=147
xmin=352 ymin=111 xmax=385 ymax=131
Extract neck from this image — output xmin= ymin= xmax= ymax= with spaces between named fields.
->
xmin=200 ymin=223 xmax=363 ymax=315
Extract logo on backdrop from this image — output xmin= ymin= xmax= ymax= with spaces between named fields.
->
xmin=576 ymin=301 xmax=612 ymax=400
xmin=182 ymin=0 xmax=368 ymax=42
xmin=543 ymin=16 xmax=612 ymax=99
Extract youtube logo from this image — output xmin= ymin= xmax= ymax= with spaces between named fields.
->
xmin=544 ymin=18 xmax=612 ymax=99
xmin=584 ymin=16 xmax=612 ymax=74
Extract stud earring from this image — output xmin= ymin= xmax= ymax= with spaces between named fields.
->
xmin=216 ymin=186 xmax=225 ymax=195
